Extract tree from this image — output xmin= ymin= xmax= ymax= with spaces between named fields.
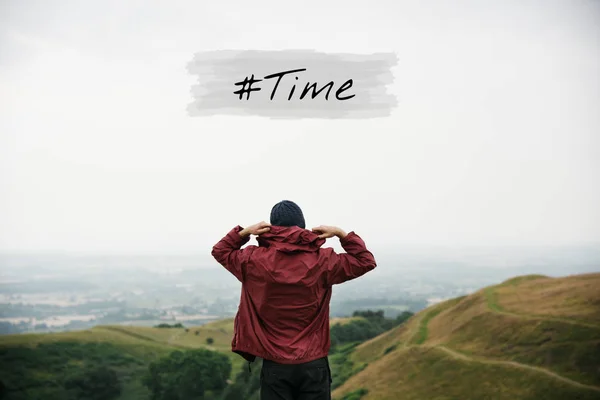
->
xmin=64 ymin=365 xmax=121 ymax=400
xmin=221 ymin=359 xmax=263 ymax=400
xmin=395 ymin=311 xmax=414 ymax=325
xmin=206 ymin=337 xmax=214 ymax=345
xmin=222 ymin=384 xmax=246 ymax=400
xmin=154 ymin=323 xmax=185 ymax=329
xmin=330 ymin=309 xmax=415 ymax=349
xmin=352 ymin=310 xmax=384 ymax=320
xmin=143 ymin=349 xmax=231 ymax=400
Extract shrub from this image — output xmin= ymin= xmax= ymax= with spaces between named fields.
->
xmin=343 ymin=388 xmax=368 ymax=400
xmin=64 ymin=365 xmax=121 ymax=400
xmin=142 ymin=349 xmax=231 ymax=400
xmin=384 ymin=344 xmax=397 ymax=355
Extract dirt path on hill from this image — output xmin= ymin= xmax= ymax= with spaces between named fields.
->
xmin=409 ymin=294 xmax=600 ymax=393
xmin=403 ymin=313 xmax=423 ymax=347
xmin=484 ymin=288 xmax=600 ymax=329
xmin=435 ymin=345 xmax=600 ymax=392
xmin=491 ymin=308 xmax=599 ymax=329
xmin=99 ymin=326 xmax=191 ymax=349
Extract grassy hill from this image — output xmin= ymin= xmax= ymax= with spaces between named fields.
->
xmin=333 ymin=272 xmax=600 ymax=400
xmin=0 ymin=319 xmax=244 ymax=399
xmin=2 ymin=273 xmax=598 ymax=400
xmin=0 ymin=315 xmax=361 ymax=399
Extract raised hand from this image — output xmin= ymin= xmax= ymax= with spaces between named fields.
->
xmin=239 ymin=221 xmax=271 ymax=237
xmin=311 ymin=225 xmax=347 ymax=240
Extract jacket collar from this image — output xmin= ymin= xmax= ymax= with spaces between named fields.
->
xmin=256 ymin=226 xmax=326 ymax=253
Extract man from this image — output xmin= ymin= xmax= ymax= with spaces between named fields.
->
xmin=211 ymin=200 xmax=377 ymax=399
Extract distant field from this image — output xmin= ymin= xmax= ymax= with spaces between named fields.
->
xmin=330 ymin=316 xmax=364 ymax=326
xmin=333 ymin=272 xmax=600 ymax=400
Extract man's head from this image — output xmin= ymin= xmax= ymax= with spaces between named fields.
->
xmin=270 ymin=200 xmax=306 ymax=229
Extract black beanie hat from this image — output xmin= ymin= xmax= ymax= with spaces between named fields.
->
xmin=270 ymin=200 xmax=306 ymax=229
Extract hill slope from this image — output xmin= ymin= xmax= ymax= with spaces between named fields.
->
xmin=0 ymin=319 xmax=246 ymax=399
xmin=0 ymin=316 xmax=361 ymax=399
xmin=333 ymin=273 xmax=600 ymax=400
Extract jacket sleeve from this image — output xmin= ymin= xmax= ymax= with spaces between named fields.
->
xmin=211 ymin=226 xmax=256 ymax=282
xmin=325 ymin=231 xmax=377 ymax=286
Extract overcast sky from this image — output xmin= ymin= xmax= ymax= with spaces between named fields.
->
xmin=0 ymin=0 xmax=599 ymax=254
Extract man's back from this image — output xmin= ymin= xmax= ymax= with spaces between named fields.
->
xmin=211 ymin=224 xmax=376 ymax=364
xmin=211 ymin=200 xmax=376 ymax=400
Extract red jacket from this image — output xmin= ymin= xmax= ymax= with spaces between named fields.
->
xmin=211 ymin=225 xmax=377 ymax=364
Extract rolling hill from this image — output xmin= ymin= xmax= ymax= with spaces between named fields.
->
xmin=0 ymin=315 xmax=361 ymax=399
xmin=0 ymin=318 xmax=245 ymax=399
xmin=2 ymin=273 xmax=598 ymax=399
xmin=332 ymin=272 xmax=600 ymax=400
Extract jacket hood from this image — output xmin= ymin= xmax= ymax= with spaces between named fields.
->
xmin=257 ymin=225 xmax=326 ymax=253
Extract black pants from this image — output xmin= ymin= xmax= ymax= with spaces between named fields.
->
xmin=260 ymin=356 xmax=332 ymax=400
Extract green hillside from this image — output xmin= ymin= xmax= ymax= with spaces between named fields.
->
xmin=0 ymin=319 xmax=244 ymax=399
xmin=2 ymin=273 xmax=598 ymax=400
xmin=333 ymin=272 xmax=600 ymax=400
xmin=0 ymin=315 xmax=367 ymax=399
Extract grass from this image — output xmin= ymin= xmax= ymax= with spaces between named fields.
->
xmin=0 ymin=313 xmax=366 ymax=399
xmin=349 ymin=322 xmax=410 ymax=365
xmin=333 ymin=346 xmax=600 ymax=400
xmin=500 ymin=274 xmax=549 ymax=286
xmin=411 ymin=295 xmax=467 ymax=345
xmin=329 ymin=342 xmax=370 ymax=390
xmin=412 ymin=308 xmax=442 ymax=345
xmin=3 ymin=273 xmax=599 ymax=400
xmin=331 ymin=317 xmax=365 ymax=326
xmin=492 ymin=273 xmax=600 ymax=324
xmin=484 ymin=287 xmax=502 ymax=312
xmin=202 ymin=318 xmax=235 ymax=332
xmin=442 ymin=310 xmax=600 ymax=386
xmin=341 ymin=388 xmax=369 ymax=400
xmin=382 ymin=344 xmax=397 ymax=355
xmin=0 ymin=321 xmax=243 ymax=400
xmin=349 ymin=296 xmax=467 ymax=366
xmin=333 ymin=272 xmax=600 ymax=400
xmin=0 ymin=340 xmax=160 ymax=400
